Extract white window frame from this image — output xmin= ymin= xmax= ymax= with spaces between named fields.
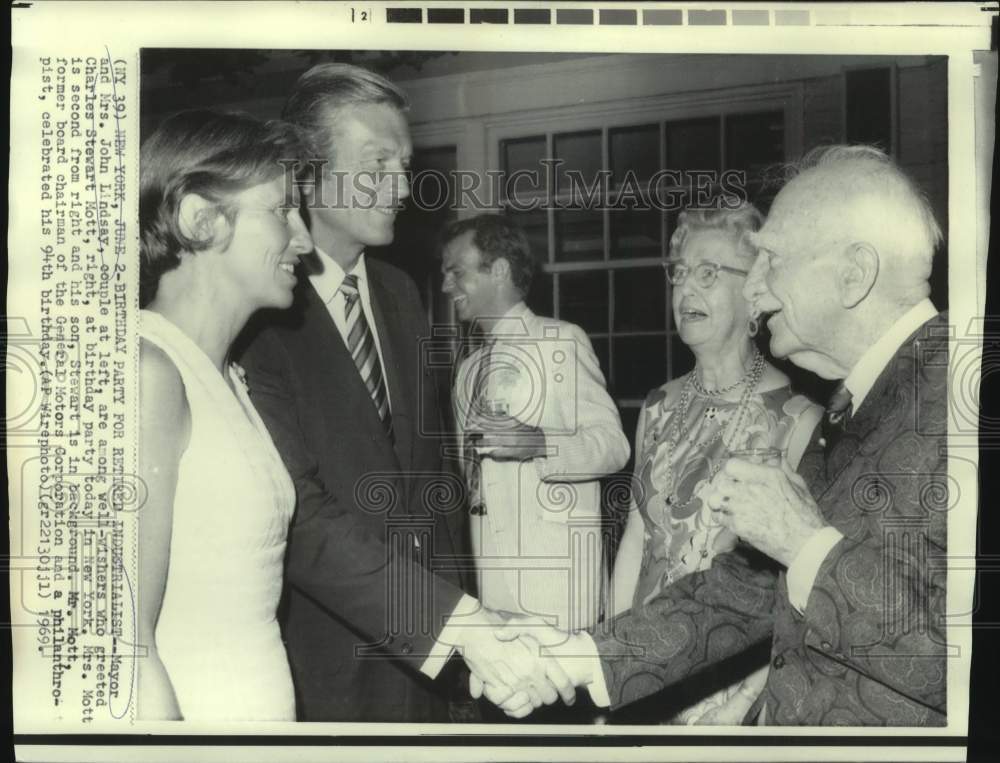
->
xmin=473 ymin=83 xmax=802 ymax=406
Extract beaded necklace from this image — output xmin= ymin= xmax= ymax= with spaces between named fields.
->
xmin=660 ymin=349 xmax=766 ymax=575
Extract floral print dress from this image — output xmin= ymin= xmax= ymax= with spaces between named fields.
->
xmin=630 ymin=382 xmax=816 ymax=723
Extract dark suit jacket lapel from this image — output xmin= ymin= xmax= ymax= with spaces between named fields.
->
xmin=366 ymin=266 xmax=414 ymax=471
xmin=812 ymin=318 xmax=928 ymax=504
xmin=300 ymin=277 xmax=401 ymax=468
xmin=299 ymin=278 xmax=350 ymax=362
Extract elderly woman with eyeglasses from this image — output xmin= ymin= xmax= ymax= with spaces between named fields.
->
xmin=610 ymin=203 xmax=821 ymax=725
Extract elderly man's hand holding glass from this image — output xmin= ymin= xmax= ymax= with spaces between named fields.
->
xmin=706 ymin=450 xmax=828 ymax=568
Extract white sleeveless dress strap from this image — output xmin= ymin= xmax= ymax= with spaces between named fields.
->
xmin=140 ymin=309 xmax=295 ymax=721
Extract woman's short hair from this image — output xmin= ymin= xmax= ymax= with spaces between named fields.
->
xmin=668 ymin=202 xmax=765 ymax=262
xmin=442 ymin=214 xmax=536 ymax=297
xmin=282 ymin=63 xmax=409 ymax=163
xmin=139 ymin=110 xmax=303 ymax=306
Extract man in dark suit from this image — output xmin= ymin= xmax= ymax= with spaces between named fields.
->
xmin=237 ymin=64 xmax=571 ymax=722
xmin=485 ymin=145 xmax=949 ymax=725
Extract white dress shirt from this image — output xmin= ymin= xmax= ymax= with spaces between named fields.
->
xmin=842 ymin=298 xmax=939 ymax=410
xmin=306 ymin=249 xmax=392 ymax=411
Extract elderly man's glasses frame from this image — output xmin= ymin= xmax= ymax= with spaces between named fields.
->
xmin=663 ymin=260 xmax=750 ymax=289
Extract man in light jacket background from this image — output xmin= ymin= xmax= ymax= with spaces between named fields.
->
xmin=442 ymin=214 xmax=630 ymax=634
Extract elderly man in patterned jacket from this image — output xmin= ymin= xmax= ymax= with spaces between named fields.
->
xmin=483 ymin=144 xmax=949 ymax=726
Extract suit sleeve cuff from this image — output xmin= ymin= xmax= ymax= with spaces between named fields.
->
xmin=419 ymin=594 xmax=480 ymax=679
xmin=533 ymin=433 xmax=592 ymax=480
xmin=787 ymin=526 xmax=844 ymax=613
xmin=579 ymin=632 xmax=611 ymax=708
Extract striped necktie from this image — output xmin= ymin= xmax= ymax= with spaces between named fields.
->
xmin=339 ymin=273 xmax=393 ymax=443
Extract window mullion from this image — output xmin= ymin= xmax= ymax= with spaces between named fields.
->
xmin=546 ymin=132 xmax=557 ymax=319
xmin=601 ymin=126 xmax=615 ymax=392
xmin=527 ymin=105 xmax=785 ymax=399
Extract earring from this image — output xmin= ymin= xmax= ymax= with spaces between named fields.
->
xmin=748 ymin=314 xmax=760 ymax=338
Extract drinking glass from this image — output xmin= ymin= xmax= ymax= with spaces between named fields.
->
xmin=483 ymin=399 xmax=510 ymax=418
xmin=724 ymin=447 xmax=783 ymax=545
xmin=473 ymin=399 xmax=510 ymax=455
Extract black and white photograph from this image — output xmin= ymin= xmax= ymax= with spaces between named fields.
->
xmin=135 ymin=48 xmax=953 ymax=727
xmin=7 ymin=3 xmax=997 ymax=762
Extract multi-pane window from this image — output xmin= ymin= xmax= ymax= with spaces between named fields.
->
xmin=499 ymin=111 xmax=785 ymax=441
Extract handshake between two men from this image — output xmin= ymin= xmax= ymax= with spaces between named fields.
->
xmin=441 ymin=453 xmax=832 ymax=720
xmin=446 ymin=606 xmax=596 ymax=719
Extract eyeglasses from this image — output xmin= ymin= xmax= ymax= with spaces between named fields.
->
xmin=663 ymin=260 xmax=749 ymax=289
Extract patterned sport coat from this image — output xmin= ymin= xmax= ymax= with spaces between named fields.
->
xmin=593 ymin=312 xmax=949 ymax=725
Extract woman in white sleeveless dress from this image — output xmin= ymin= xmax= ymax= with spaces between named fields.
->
xmin=137 ymin=111 xmax=312 ymax=720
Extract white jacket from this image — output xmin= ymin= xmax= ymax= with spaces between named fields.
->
xmin=453 ymin=303 xmax=629 ymax=631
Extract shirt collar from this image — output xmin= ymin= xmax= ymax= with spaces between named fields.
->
xmin=307 ymin=248 xmax=368 ymax=305
xmin=843 ymin=298 xmax=938 ymax=409
xmin=488 ymin=301 xmax=532 ymax=337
